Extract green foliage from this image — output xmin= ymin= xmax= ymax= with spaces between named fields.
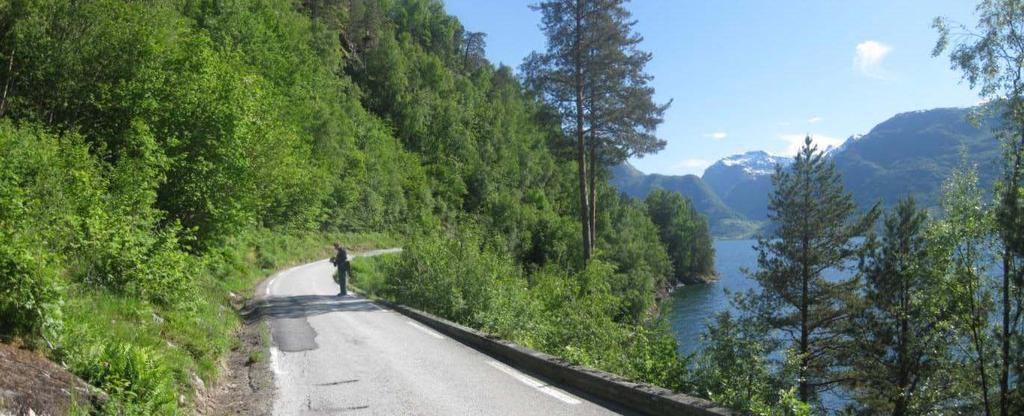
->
xmin=596 ymin=192 xmax=672 ymax=322
xmin=379 ymin=227 xmax=518 ymax=326
xmin=740 ymin=136 xmax=878 ymax=404
xmin=353 ymin=228 xmax=688 ymax=390
xmin=644 ymin=188 xmax=715 ymax=284
xmin=691 ymin=313 xmax=777 ymax=412
xmin=78 ymin=215 xmax=196 ymax=306
xmin=928 ymin=161 xmax=1001 ymax=415
xmin=690 ymin=312 xmax=812 ymax=415
xmin=65 ymin=342 xmax=177 ymax=415
xmin=843 ymin=198 xmax=958 ymax=415
xmin=936 ymin=5 xmax=1024 ymax=413
xmin=0 ymin=0 xmax=717 ymax=413
xmin=0 ymin=230 xmax=61 ymax=342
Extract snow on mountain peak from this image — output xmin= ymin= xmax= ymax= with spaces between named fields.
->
xmin=714 ymin=151 xmax=791 ymax=176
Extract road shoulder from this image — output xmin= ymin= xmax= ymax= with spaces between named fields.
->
xmin=199 ymin=263 xmax=295 ymax=415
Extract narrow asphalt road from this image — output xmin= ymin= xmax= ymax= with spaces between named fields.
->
xmin=259 ymin=249 xmax=627 ymax=416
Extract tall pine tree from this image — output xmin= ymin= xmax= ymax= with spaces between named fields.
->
xmin=523 ymin=0 xmax=666 ymax=260
xmin=739 ymin=136 xmax=877 ymax=404
xmin=844 ymin=198 xmax=956 ymax=415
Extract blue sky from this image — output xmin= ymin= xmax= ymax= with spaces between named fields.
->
xmin=445 ymin=0 xmax=984 ymax=176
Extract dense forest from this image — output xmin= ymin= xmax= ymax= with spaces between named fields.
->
xmin=0 ymin=0 xmax=717 ymax=414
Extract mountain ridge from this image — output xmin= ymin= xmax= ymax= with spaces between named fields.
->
xmin=609 ymin=164 xmax=762 ymax=239
xmin=612 ymin=106 xmax=1002 ymax=237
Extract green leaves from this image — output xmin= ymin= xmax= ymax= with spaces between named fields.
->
xmin=0 ymin=229 xmax=61 ymax=343
xmin=692 ymin=313 xmax=790 ymax=415
xmin=369 ymin=227 xmax=686 ymax=390
xmin=0 ymin=0 xmax=715 ymax=413
xmin=742 ymin=137 xmax=875 ymax=405
xmin=66 ymin=342 xmax=177 ymax=415
xmin=844 ymin=198 xmax=959 ymax=415
xmin=645 ymin=188 xmax=716 ymax=285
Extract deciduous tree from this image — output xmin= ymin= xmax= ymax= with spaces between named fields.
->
xmin=935 ymin=3 xmax=1024 ymax=412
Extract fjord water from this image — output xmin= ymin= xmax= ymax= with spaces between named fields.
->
xmin=664 ymin=239 xmax=759 ymax=354
xmin=664 ymin=238 xmax=864 ymax=354
xmin=664 ymin=240 xmax=851 ymax=412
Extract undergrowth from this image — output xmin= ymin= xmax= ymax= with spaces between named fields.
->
xmin=49 ymin=230 xmax=395 ymax=414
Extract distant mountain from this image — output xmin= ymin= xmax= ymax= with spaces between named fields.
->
xmin=609 ymin=163 xmax=760 ymax=238
xmin=702 ymin=151 xmax=790 ymax=197
xmin=832 ymin=107 xmax=1001 ymax=209
xmin=611 ymin=105 xmax=1005 ymax=239
xmin=701 ymin=151 xmax=791 ymax=220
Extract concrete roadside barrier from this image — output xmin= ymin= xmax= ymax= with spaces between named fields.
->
xmin=356 ymin=291 xmax=736 ymax=416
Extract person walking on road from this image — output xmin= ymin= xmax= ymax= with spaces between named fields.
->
xmin=332 ymin=243 xmax=350 ymax=296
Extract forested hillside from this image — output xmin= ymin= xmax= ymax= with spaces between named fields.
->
xmin=610 ymin=163 xmax=760 ymax=238
xmin=832 ymin=106 xmax=1002 ymax=208
xmin=0 ymin=0 xmax=717 ymax=414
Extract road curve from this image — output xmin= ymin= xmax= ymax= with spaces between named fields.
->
xmin=260 ymin=250 xmax=627 ymax=416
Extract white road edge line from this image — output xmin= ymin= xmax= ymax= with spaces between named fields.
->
xmin=269 ymin=347 xmax=286 ymax=375
xmin=406 ymin=321 xmax=444 ymax=339
xmin=486 ymin=360 xmax=582 ymax=405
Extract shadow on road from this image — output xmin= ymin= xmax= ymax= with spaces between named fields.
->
xmin=242 ymin=295 xmax=382 ymax=323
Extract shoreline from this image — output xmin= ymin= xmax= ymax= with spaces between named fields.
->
xmin=654 ymin=271 xmax=720 ymax=303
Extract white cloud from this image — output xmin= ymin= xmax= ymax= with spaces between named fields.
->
xmin=703 ymin=132 xmax=727 ymax=140
xmin=854 ymin=40 xmax=892 ymax=79
xmin=671 ymin=158 xmax=711 ymax=172
xmin=776 ymin=133 xmax=845 ymax=157
xmin=807 ymin=116 xmax=823 ymax=124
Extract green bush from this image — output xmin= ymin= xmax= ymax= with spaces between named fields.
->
xmin=78 ymin=213 xmax=197 ymax=307
xmin=363 ymin=230 xmax=689 ymax=391
xmin=0 ymin=231 xmax=61 ymax=342
xmin=381 ymin=228 xmax=518 ymax=326
xmin=689 ymin=312 xmax=812 ymax=415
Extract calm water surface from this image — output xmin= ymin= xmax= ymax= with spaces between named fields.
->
xmin=664 ymin=239 xmax=759 ymax=354
xmin=664 ymin=239 xmax=850 ymax=410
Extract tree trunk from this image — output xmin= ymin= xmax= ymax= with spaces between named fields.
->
xmin=973 ymin=314 xmax=993 ymax=416
xmin=1000 ymin=250 xmax=1010 ymax=416
xmin=799 ymin=273 xmax=810 ymax=402
xmin=798 ymin=167 xmax=812 ymax=403
xmin=799 ymin=234 xmax=811 ymax=402
xmin=1000 ymin=130 xmax=1022 ymax=416
xmin=895 ymin=288 xmax=910 ymax=416
xmin=574 ymin=0 xmax=592 ymax=261
xmin=0 ymin=47 xmax=14 ymax=118
xmin=588 ymin=129 xmax=598 ymax=254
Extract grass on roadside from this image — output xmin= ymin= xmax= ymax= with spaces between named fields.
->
xmin=247 ymin=321 xmax=271 ymax=365
xmin=55 ymin=229 xmax=398 ymax=414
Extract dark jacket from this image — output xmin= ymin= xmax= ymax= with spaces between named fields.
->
xmin=332 ymin=249 xmax=350 ymax=271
